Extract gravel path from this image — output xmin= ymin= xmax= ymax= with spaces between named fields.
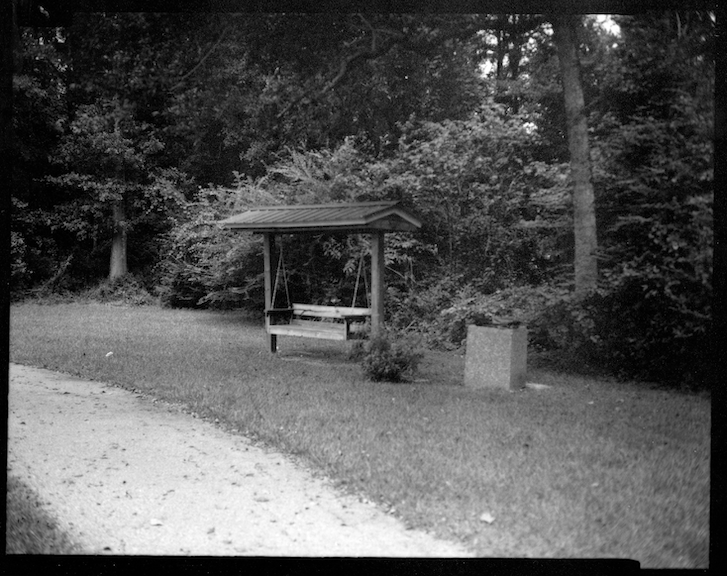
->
xmin=7 ymin=363 xmax=472 ymax=557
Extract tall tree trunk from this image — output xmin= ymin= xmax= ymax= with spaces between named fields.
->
xmin=551 ymin=14 xmax=598 ymax=294
xmin=109 ymin=198 xmax=128 ymax=280
xmin=110 ymin=112 xmax=129 ymax=281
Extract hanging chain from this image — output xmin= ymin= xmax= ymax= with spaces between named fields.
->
xmin=271 ymin=239 xmax=292 ymax=309
xmin=351 ymin=249 xmax=365 ymax=309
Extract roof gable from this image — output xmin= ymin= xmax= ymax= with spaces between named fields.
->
xmin=219 ymin=201 xmax=422 ymax=233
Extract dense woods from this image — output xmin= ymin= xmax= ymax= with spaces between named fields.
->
xmin=10 ymin=10 xmax=714 ymax=386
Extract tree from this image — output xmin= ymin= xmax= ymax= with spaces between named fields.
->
xmin=487 ymin=14 xmax=548 ymax=114
xmin=48 ymin=97 xmax=172 ymax=280
xmin=42 ymin=13 xmax=198 ymax=283
xmin=10 ymin=23 xmax=74 ymax=289
xmin=19 ymin=13 xmax=490 ymax=286
xmin=366 ymin=109 xmax=557 ymax=290
xmin=162 ymin=14 xmax=489 ymax=182
xmin=588 ymin=12 xmax=713 ymax=382
xmin=550 ymin=14 xmax=598 ymax=295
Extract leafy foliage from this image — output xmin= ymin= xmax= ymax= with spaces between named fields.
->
xmin=42 ymin=96 xmax=188 ymax=286
xmin=586 ymin=13 xmax=713 ymax=385
xmin=11 ymin=30 xmax=69 ymax=288
xmin=359 ymin=332 xmax=423 ymax=383
xmin=155 ymin=182 xmax=275 ymax=309
xmin=370 ymin=110 xmax=566 ymax=289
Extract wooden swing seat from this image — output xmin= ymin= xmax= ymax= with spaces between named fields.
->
xmin=266 ymin=303 xmax=371 ymax=341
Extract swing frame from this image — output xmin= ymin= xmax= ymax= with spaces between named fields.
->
xmin=264 ymin=239 xmax=372 ymax=342
xmin=267 ymin=303 xmax=372 ymax=340
xmin=219 ymin=201 xmax=422 ymax=353
xmin=263 ymin=231 xmax=383 ymax=352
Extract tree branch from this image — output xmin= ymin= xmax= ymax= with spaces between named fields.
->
xmin=170 ymin=25 xmax=230 ymax=93
xmin=276 ymin=14 xmax=405 ymax=120
xmin=274 ymin=14 xmax=514 ymax=122
xmin=320 ymin=43 xmax=377 ymax=95
xmin=276 ymin=22 xmax=402 ymax=120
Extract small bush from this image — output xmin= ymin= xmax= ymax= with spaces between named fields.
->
xmin=84 ymin=274 xmax=156 ymax=306
xmin=360 ymin=332 xmax=423 ymax=383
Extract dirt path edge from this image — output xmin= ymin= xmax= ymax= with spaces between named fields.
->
xmin=7 ymin=363 xmax=473 ymax=557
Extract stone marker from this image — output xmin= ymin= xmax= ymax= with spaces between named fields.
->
xmin=464 ymin=325 xmax=527 ymax=390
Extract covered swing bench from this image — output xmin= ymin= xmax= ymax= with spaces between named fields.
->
xmin=264 ymin=238 xmax=372 ymax=341
xmin=219 ymin=201 xmax=422 ymax=353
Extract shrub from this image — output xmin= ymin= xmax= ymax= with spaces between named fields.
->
xmin=360 ymin=332 xmax=423 ymax=383
xmin=527 ymin=281 xmax=712 ymax=388
xmin=83 ymin=274 xmax=156 ymax=306
xmin=385 ymin=276 xmax=463 ymax=340
xmin=596 ymin=196 xmax=712 ymax=385
xmin=436 ymin=284 xmax=569 ymax=348
xmin=155 ymin=185 xmax=269 ymax=310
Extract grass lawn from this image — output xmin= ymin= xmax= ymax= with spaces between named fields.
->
xmin=9 ymin=302 xmax=710 ymax=567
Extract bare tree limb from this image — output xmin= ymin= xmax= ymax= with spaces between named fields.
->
xmin=170 ymin=25 xmax=230 ymax=93
xmin=36 ymin=254 xmax=74 ymax=293
xmin=320 ymin=42 xmax=379 ymax=95
xmin=273 ymin=14 xmax=523 ymax=122
xmin=358 ymin=13 xmax=376 ymax=49
xmin=276 ymin=19 xmax=404 ymax=120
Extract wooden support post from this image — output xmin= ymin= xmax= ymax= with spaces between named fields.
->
xmin=370 ymin=231 xmax=385 ymax=337
xmin=263 ymin=232 xmax=277 ymax=353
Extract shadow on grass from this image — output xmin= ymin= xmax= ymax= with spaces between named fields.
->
xmin=5 ymin=475 xmax=83 ymax=554
xmin=277 ymin=348 xmax=354 ymax=367
xmin=191 ymin=308 xmax=263 ymax=325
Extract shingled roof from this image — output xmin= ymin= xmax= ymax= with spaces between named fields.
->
xmin=219 ymin=201 xmax=422 ymax=233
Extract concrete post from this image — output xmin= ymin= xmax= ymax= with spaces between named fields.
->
xmin=464 ymin=325 xmax=528 ymax=390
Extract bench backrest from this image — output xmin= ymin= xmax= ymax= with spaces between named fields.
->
xmin=292 ymin=303 xmax=371 ymax=318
